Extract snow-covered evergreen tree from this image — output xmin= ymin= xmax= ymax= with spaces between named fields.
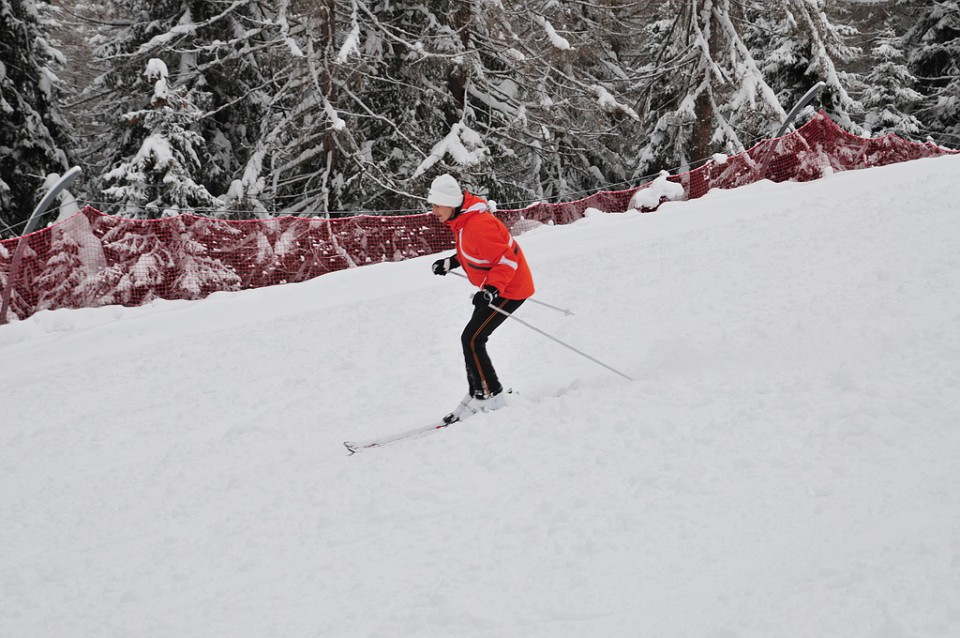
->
xmin=0 ymin=0 xmax=73 ymax=237
xmin=99 ymin=59 xmax=223 ymax=218
xmin=90 ymin=218 xmax=174 ymax=306
xmin=238 ymin=0 xmax=649 ymax=214
xmin=57 ymin=0 xmax=921 ymax=224
xmin=249 ymin=0 xmax=507 ymax=214
xmin=749 ymin=0 xmax=862 ymax=133
xmin=36 ymin=210 xmax=107 ymax=310
xmin=633 ymin=0 xmax=786 ymax=175
xmin=465 ymin=1 xmax=646 ymax=204
xmin=164 ymin=216 xmax=242 ymax=298
xmin=83 ymin=0 xmax=291 ymax=215
xmin=901 ymin=0 xmax=960 ymax=146
xmin=34 ymin=228 xmax=85 ymax=311
xmin=860 ymin=27 xmax=923 ymax=136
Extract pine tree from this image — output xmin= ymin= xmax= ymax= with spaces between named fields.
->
xmin=462 ymin=1 xmax=646 ymax=205
xmin=241 ymin=1 xmax=649 ymax=215
xmin=99 ymin=58 xmax=223 ymax=217
xmin=82 ymin=0 xmax=292 ymax=216
xmin=86 ymin=213 xmax=177 ymax=306
xmin=633 ymin=0 xmax=786 ymax=175
xmin=34 ymin=227 xmax=85 ymax=311
xmin=40 ymin=210 xmax=108 ymax=310
xmin=901 ymin=0 xmax=960 ymax=146
xmin=0 ymin=0 xmax=73 ymax=237
xmin=172 ymin=216 xmax=241 ymax=298
xmin=749 ymin=0 xmax=862 ymax=133
xmin=246 ymin=0 xmax=497 ymax=214
xmin=860 ymin=27 xmax=923 ymax=136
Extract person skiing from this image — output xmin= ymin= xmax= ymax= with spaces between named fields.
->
xmin=428 ymin=173 xmax=535 ymax=424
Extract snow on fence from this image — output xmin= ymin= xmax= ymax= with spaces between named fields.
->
xmin=1 ymin=112 xmax=955 ymax=323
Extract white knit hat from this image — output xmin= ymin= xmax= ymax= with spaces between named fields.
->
xmin=427 ymin=174 xmax=464 ymax=207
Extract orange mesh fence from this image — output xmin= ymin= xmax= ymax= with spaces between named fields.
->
xmin=1 ymin=112 xmax=956 ymax=322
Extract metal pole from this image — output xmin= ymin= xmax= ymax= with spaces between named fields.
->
xmin=1 ymin=167 xmax=82 ymax=325
xmin=449 ymin=271 xmax=574 ymax=316
xmin=488 ymin=303 xmax=634 ymax=381
xmin=759 ymin=82 xmax=827 ymax=180
xmin=776 ymin=82 xmax=827 ymax=139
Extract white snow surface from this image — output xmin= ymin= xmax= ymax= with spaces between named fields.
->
xmin=3 ymin=157 xmax=960 ymax=637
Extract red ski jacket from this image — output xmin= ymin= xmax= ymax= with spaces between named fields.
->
xmin=445 ymin=192 xmax=535 ymax=300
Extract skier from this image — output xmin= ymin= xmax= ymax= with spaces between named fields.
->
xmin=428 ymin=173 xmax=535 ymax=424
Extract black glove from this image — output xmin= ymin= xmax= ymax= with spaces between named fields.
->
xmin=472 ymin=285 xmax=500 ymax=307
xmin=432 ymin=255 xmax=460 ymax=276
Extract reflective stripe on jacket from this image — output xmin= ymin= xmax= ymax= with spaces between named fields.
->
xmin=445 ymin=192 xmax=535 ymax=300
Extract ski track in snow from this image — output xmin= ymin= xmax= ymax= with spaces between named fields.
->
xmin=2 ymin=156 xmax=960 ymax=637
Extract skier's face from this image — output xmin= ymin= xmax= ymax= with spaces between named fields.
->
xmin=432 ymin=204 xmax=456 ymax=223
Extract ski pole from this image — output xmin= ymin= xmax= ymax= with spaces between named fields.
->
xmin=488 ymin=304 xmax=634 ymax=382
xmin=449 ymin=271 xmax=574 ymax=316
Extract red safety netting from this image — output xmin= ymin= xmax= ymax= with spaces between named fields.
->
xmin=1 ymin=112 xmax=956 ymax=322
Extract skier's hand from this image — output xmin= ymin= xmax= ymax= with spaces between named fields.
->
xmin=473 ymin=285 xmax=500 ymax=307
xmin=432 ymin=255 xmax=459 ymax=276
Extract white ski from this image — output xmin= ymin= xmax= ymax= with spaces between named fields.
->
xmin=344 ymin=390 xmax=515 ymax=454
xmin=344 ymin=420 xmax=454 ymax=454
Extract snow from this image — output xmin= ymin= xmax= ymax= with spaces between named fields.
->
xmin=38 ymin=67 xmax=56 ymax=103
xmin=323 ymin=97 xmax=347 ymax=132
xmin=108 ymin=134 xmax=174 ymax=179
xmin=3 ymin=156 xmax=960 ymax=637
xmin=504 ymin=47 xmax=526 ymax=62
xmin=413 ymin=122 xmax=490 ymax=178
xmin=538 ymin=16 xmax=571 ymax=51
xmin=592 ymin=84 xmax=639 ymax=120
xmin=336 ymin=22 xmax=361 ymax=64
xmin=629 ymin=170 xmax=686 ymax=210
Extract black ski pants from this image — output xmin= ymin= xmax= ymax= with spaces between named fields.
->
xmin=461 ymin=297 xmax=525 ymax=398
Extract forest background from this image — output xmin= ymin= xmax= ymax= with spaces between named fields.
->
xmin=1 ymin=0 xmax=958 ymax=237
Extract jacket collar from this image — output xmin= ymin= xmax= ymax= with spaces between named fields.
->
xmin=445 ymin=208 xmax=470 ymax=231
xmin=444 ymin=192 xmax=485 ymax=231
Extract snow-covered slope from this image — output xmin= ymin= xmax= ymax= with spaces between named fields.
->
xmin=3 ymin=157 xmax=959 ymax=638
